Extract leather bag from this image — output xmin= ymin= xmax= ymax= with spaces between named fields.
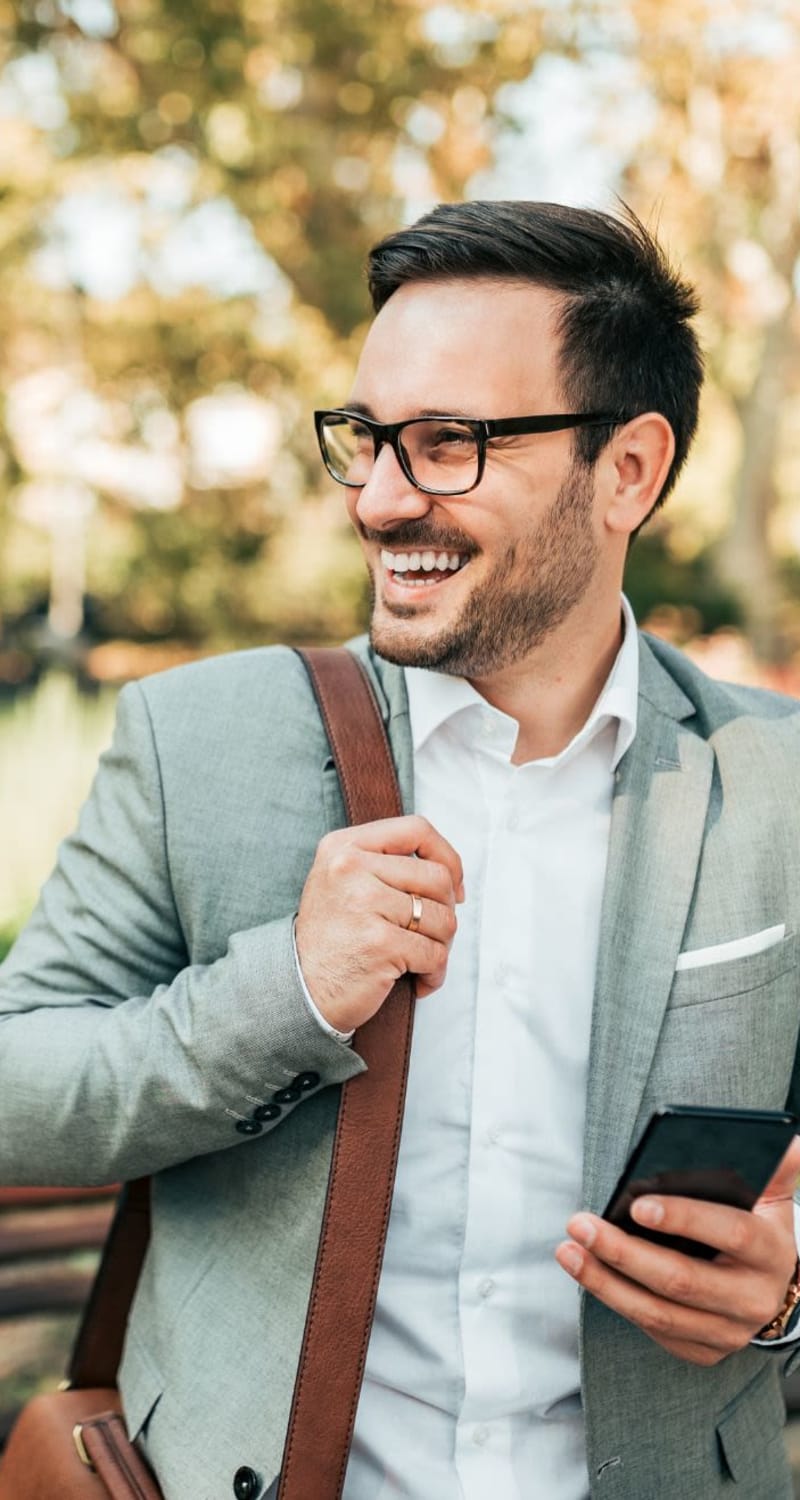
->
xmin=0 ymin=647 xmax=415 ymax=1500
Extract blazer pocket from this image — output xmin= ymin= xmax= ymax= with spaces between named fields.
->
xmin=716 ymin=1362 xmax=789 ymax=1491
xmin=119 ymin=1334 xmax=165 ymax=1445
xmin=676 ymin=923 xmax=786 ymax=971
xmin=668 ymin=932 xmax=798 ymax=1010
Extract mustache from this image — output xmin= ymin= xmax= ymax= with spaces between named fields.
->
xmin=360 ymin=522 xmax=477 ymax=554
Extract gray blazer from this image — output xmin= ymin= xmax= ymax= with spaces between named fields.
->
xmin=1 ymin=634 xmax=799 ymax=1499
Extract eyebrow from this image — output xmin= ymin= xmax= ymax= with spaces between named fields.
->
xmin=343 ymin=401 xmax=479 ymax=421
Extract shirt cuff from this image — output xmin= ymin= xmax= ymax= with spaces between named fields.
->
xmin=291 ymin=917 xmax=354 ymax=1045
xmin=750 ymin=1198 xmax=800 ymax=1348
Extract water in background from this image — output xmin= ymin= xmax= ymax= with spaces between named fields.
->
xmin=0 ymin=675 xmax=118 ymax=945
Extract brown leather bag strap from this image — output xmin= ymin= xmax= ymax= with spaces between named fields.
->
xmin=277 ymin=648 xmax=415 ymax=1500
xmin=69 ymin=648 xmax=414 ymax=1500
xmin=68 ymin=1177 xmax=151 ymax=1389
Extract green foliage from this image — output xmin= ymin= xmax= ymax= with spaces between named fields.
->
xmin=0 ymin=0 xmax=546 ymax=650
xmin=0 ymin=675 xmax=117 ymax=929
xmin=625 ymin=531 xmax=742 ymax=637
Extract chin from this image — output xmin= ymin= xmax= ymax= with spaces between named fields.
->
xmin=369 ymin=618 xmax=434 ymax=668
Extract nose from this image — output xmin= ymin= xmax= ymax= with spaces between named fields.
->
xmin=351 ymin=442 xmax=432 ymax=532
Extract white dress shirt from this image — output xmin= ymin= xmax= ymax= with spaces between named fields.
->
xmin=341 ymin=600 xmax=637 ymax=1500
xmin=295 ymin=597 xmax=796 ymax=1499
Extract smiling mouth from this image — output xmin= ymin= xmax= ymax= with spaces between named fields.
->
xmin=380 ymin=547 xmax=471 ymax=587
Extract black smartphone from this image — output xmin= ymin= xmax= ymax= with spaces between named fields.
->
xmin=602 ymin=1105 xmax=797 ymax=1260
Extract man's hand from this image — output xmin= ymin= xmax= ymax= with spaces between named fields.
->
xmin=295 ymin=815 xmax=465 ymax=1034
xmin=555 ymin=1134 xmax=800 ymax=1365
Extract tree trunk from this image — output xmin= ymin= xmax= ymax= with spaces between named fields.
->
xmin=716 ymin=312 xmax=795 ymax=662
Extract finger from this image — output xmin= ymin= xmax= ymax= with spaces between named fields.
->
xmin=381 ymin=887 xmax=457 ymax=948
xmin=331 ymin=817 xmax=465 ymax=900
xmin=555 ymin=1241 xmax=752 ymax=1354
xmin=622 ymin=1195 xmax=769 ymax=1268
xmin=391 ymin=923 xmax=450 ymax=982
xmin=361 ymin=852 xmax=459 ymax=907
xmin=565 ymin=1212 xmax=771 ymax=1324
xmin=757 ymin=1133 xmax=800 ymax=1206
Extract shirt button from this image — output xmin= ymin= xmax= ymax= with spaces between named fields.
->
xmin=506 ymin=809 xmax=521 ymax=832
xmin=487 ymin=1126 xmax=501 ymax=1145
xmin=478 ymin=1277 xmax=495 ymax=1299
xmin=494 ymin=963 xmax=510 ymax=987
xmin=472 ymin=1425 xmax=490 ymax=1446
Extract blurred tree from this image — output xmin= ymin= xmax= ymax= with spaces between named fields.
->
xmin=0 ymin=0 xmax=547 ymax=656
xmin=616 ymin=0 xmax=800 ymax=660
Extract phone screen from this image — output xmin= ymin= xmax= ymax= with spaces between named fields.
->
xmin=602 ymin=1105 xmax=797 ymax=1259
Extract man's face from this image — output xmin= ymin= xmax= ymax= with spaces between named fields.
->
xmin=344 ymin=278 xmax=604 ymax=679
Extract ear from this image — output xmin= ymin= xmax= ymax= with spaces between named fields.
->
xmin=599 ymin=413 xmax=675 ymax=537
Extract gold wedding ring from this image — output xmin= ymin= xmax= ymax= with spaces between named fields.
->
xmin=406 ymin=893 xmax=424 ymax=933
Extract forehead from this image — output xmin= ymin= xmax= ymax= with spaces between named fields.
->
xmin=351 ymin=277 xmax=566 ymax=419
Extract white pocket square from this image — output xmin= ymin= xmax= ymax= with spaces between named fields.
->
xmin=675 ymin=923 xmax=786 ymax=972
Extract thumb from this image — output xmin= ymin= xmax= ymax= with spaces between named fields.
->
xmin=758 ymin=1132 xmax=800 ymax=1207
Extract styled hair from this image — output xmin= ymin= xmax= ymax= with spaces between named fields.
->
xmin=367 ymin=200 xmax=703 ymax=508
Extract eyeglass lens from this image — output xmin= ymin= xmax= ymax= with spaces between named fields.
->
xmin=320 ymin=414 xmax=480 ymax=493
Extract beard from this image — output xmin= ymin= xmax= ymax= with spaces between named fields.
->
xmin=366 ymin=458 xmax=600 ymax=678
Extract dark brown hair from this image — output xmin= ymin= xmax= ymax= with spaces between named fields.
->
xmin=368 ymin=201 xmax=703 ymax=507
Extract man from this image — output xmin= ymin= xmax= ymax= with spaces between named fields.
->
xmin=1 ymin=200 xmax=800 ymax=1499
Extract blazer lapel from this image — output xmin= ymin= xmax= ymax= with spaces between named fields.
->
xmin=582 ymin=635 xmax=714 ymax=1213
xmin=350 ymin=638 xmax=415 ymax=814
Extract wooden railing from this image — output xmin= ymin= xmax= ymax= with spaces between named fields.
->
xmin=0 ymin=1186 xmax=117 ymax=1446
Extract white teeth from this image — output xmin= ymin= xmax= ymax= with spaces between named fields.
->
xmin=380 ymin=547 xmax=469 ymax=577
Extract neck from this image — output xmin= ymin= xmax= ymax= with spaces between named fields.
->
xmin=468 ymin=600 xmax=626 ymax=765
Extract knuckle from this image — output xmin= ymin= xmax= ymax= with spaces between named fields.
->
xmin=645 ymin=1303 xmax=676 ymax=1339
xmin=441 ymin=906 xmax=458 ymax=938
xmin=364 ymin=913 xmax=390 ymax=948
xmin=693 ymin=1346 xmax=723 ymax=1367
xmin=662 ymin=1265 xmax=694 ymax=1304
xmin=317 ymin=829 xmax=344 ymax=857
xmin=752 ymin=1292 xmax=780 ymax=1329
xmin=425 ymin=936 xmax=448 ymax=966
xmin=714 ymin=1323 xmax=746 ymax=1356
xmin=727 ymin=1218 xmax=751 ymax=1258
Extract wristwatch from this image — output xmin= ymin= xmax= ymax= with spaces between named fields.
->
xmin=757 ymin=1259 xmax=800 ymax=1342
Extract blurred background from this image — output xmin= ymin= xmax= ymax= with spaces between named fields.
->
xmin=3 ymin=0 xmax=800 ymax=947
xmin=2 ymin=0 xmax=800 ymax=1464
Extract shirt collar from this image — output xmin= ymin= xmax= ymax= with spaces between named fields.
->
xmin=404 ymin=594 xmax=639 ymax=770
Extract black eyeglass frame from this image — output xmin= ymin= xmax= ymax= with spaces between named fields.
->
xmin=314 ymin=408 xmax=625 ymax=496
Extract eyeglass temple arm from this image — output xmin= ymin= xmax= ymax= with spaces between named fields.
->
xmin=483 ymin=413 xmax=622 ymax=437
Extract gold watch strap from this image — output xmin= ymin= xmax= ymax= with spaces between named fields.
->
xmin=757 ymin=1258 xmax=800 ymax=1342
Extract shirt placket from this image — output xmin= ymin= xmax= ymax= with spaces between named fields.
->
xmin=454 ymin=743 xmax=524 ymax=1496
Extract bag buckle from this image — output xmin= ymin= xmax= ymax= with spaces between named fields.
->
xmin=72 ymin=1424 xmax=95 ymax=1470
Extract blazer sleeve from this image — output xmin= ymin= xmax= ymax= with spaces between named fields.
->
xmin=0 ymin=681 xmax=365 ymax=1187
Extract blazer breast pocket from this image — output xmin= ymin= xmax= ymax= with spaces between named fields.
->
xmin=669 ymin=930 xmax=798 ymax=1010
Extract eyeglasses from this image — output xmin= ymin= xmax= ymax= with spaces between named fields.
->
xmin=314 ymin=408 xmax=622 ymax=497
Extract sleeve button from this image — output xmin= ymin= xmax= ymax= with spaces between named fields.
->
xmin=293 ymin=1071 xmax=320 ymax=1091
xmin=235 ymin=1119 xmax=263 ymax=1136
xmin=273 ymin=1086 xmax=301 ymax=1105
xmin=253 ymin=1102 xmax=282 ymax=1123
